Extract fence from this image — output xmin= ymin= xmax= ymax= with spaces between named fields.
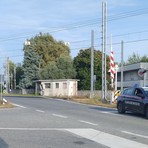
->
xmin=9 ymin=89 xmax=112 ymax=99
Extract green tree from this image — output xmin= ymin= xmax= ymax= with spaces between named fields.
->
xmin=19 ymin=45 xmax=40 ymax=89
xmin=27 ymin=33 xmax=70 ymax=68
xmin=16 ymin=65 xmax=24 ymax=88
xmin=126 ymin=52 xmax=141 ymax=64
xmin=141 ymin=55 xmax=148 ymax=62
xmin=40 ymin=56 xmax=76 ymax=79
xmin=56 ymin=56 xmax=76 ymax=79
xmin=20 ymin=33 xmax=74 ymax=88
xmin=40 ymin=61 xmax=63 ymax=79
xmin=126 ymin=52 xmax=148 ymax=64
xmin=73 ymin=48 xmax=110 ymax=90
xmin=8 ymin=60 xmax=16 ymax=89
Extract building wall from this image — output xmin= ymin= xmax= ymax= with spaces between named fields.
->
xmin=38 ymin=80 xmax=78 ymax=97
xmin=117 ymin=62 xmax=148 ymax=88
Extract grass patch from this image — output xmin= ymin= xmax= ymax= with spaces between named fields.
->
xmin=0 ymin=102 xmax=14 ymax=108
xmin=71 ymin=97 xmax=116 ymax=108
xmin=52 ymin=95 xmax=117 ymax=108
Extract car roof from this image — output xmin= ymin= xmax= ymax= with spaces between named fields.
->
xmin=142 ymin=87 xmax=148 ymax=91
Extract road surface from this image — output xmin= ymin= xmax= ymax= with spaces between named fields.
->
xmin=0 ymin=96 xmax=147 ymax=148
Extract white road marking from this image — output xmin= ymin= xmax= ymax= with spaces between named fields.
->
xmin=100 ymin=111 xmax=121 ymax=116
xmin=0 ymin=128 xmax=147 ymax=147
xmin=66 ymin=128 xmax=148 ymax=148
xmin=52 ymin=114 xmax=68 ymax=118
xmin=36 ymin=110 xmax=44 ymax=113
xmin=0 ymin=128 xmax=64 ymax=131
xmin=122 ymin=131 xmax=148 ymax=139
xmin=78 ymin=120 xmax=98 ymax=126
xmin=12 ymin=103 xmax=26 ymax=109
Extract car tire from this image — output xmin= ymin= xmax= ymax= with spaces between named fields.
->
xmin=146 ymin=107 xmax=148 ymax=119
xmin=117 ymin=102 xmax=125 ymax=114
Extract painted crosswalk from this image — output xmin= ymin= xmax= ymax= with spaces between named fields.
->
xmin=0 ymin=128 xmax=147 ymax=148
xmin=66 ymin=128 xmax=148 ymax=148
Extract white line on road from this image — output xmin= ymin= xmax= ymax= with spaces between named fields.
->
xmin=0 ymin=128 xmax=64 ymax=131
xmin=0 ymin=128 xmax=147 ymax=147
xmin=78 ymin=120 xmax=98 ymax=126
xmin=36 ymin=110 xmax=45 ymax=113
xmin=122 ymin=131 xmax=148 ymax=139
xmin=66 ymin=128 xmax=148 ymax=148
xmin=100 ymin=111 xmax=121 ymax=116
xmin=52 ymin=114 xmax=68 ymax=118
xmin=12 ymin=103 xmax=26 ymax=109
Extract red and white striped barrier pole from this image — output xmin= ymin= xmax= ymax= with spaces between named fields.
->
xmin=110 ymin=35 xmax=115 ymax=103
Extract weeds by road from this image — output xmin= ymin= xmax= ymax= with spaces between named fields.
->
xmin=0 ymin=94 xmax=116 ymax=109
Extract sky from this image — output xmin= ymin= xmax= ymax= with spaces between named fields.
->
xmin=0 ymin=0 xmax=148 ymax=70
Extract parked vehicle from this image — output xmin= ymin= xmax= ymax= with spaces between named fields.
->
xmin=117 ymin=86 xmax=148 ymax=119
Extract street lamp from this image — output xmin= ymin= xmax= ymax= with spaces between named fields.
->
xmin=24 ymin=40 xmax=31 ymax=46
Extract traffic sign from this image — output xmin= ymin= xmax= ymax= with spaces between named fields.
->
xmin=138 ymin=68 xmax=147 ymax=77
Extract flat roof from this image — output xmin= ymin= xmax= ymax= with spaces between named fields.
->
xmin=33 ymin=79 xmax=79 ymax=83
xmin=118 ymin=62 xmax=148 ymax=72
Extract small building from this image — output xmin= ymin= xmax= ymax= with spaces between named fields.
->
xmin=117 ymin=62 xmax=148 ymax=89
xmin=34 ymin=79 xmax=79 ymax=97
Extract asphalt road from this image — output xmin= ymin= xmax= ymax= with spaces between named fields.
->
xmin=0 ymin=96 xmax=147 ymax=148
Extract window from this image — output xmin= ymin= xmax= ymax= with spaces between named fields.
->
xmin=56 ymin=83 xmax=59 ymax=88
xmin=123 ymin=88 xmax=134 ymax=95
xmin=45 ymin=83 xmax=51 ymax=88
xmin=143 ymin=88 xmax=148 ymax=97
xmin=134 ymin=88 xmax=142 ymax=95
xmin=63 ymin=83 xmax=67 ymax=89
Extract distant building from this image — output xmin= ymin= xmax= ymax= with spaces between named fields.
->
xmin=117 ymin=62 xmax=148 ymax=89
xmin=34 ymin=79 xmax=79 ymax=97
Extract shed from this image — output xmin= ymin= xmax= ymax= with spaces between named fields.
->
xmin=34 ymin=79 xmax=79 ymax=97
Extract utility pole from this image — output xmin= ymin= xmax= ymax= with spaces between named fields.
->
xmin=121 ymin=41 xmax=124 ymax=91
xmin=90 ymin=30 xmax=94 ymax=99
xmin=102 ymin=0 xmax=107 ymax=102
xmin=14 ymin=66 xmax=16 ymax=89
xmin=5 ymin=57 xmax=10 ymax=93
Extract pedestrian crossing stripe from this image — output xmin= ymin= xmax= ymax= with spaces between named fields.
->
xmin=0 ymin=128 xmax=147 ymax=148
xmin=66 ymin=128 xmax=148 ymax=148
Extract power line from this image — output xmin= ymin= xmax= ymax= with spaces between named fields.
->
xmin=71 ymin=37 xmax=148 ymax=50
xmin=1 ymin=37 xmax=148 ymax=56
xmin=2 ymin=34 xmax=148 ymax=55
xmin=0 ymin=7 xmax=148 ymax=42
xmin=69 ymin=29 xmax=148 ymax=44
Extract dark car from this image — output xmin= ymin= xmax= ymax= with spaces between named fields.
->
xmin=117 ymin=86 xmax=148 ymax=119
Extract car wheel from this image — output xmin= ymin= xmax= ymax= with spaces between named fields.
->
xmin=117 ymin=102 xmax=125 ymax=114
xmin=146 ymin=107 xmax=148 ymax=119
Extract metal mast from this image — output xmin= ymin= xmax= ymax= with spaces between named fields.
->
xmin=102 ymin=0 xmax=107 ymax=102
xmin=121 ymin=41 xmax=124 ymax=91
xmin=90 ymin=30 xmax=94 ymax=99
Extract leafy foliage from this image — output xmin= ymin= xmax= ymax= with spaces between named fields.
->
xmin=126 ymin=52 xmax=141 ymax=64
xmin=19 ymin=33 xmax=75 ymax=88
xmin=141 ymin=55 xmax=148 ymax=62
xmin=27 ymin=33 xmax=70 ymax=68
xmin=126 ymin=52 xmax=148 ymax=65
xmin=8 ymin=60 xmax=16 ymax=89
xmin=16 ymin=65 xmax=24 ymax=88
xmin=19 ymin=45 xmax=40 ymax=88
xmin=40 ymin=56 xmax=76 ymax=79
xmin=73 ymin=48 xmax=110 ymax=90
